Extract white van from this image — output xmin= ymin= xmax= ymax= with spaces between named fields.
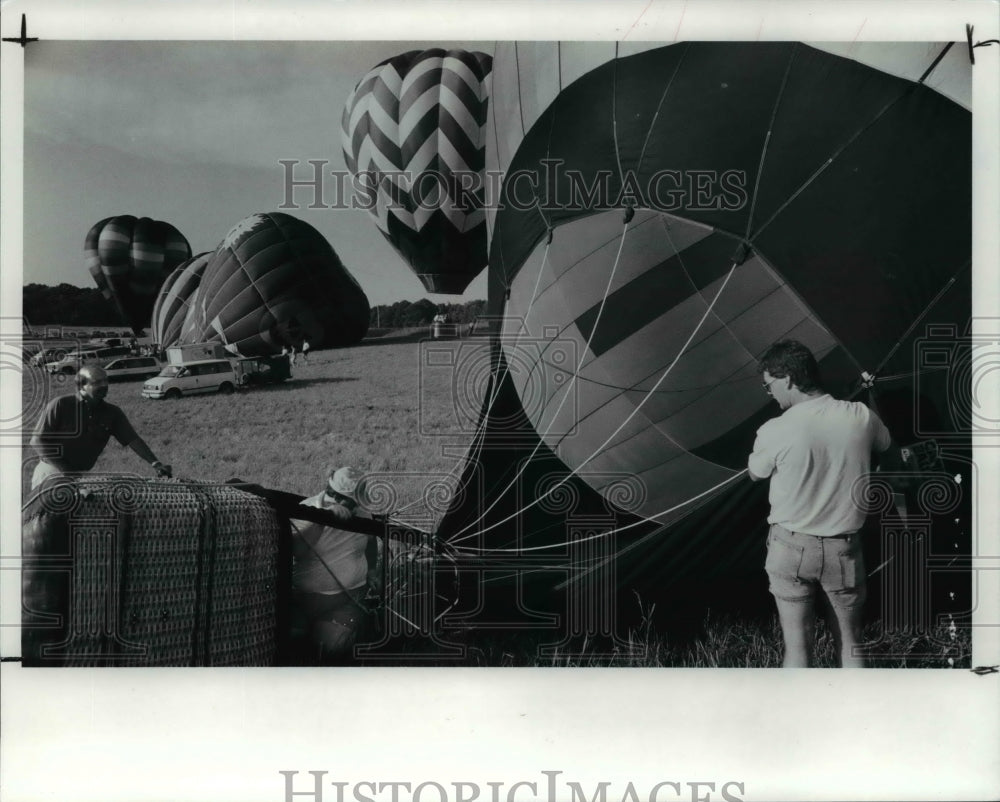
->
xmin=142 ymin=359 xmax=237 ymax=399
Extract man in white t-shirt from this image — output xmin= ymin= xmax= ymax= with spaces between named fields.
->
xmin=748 ymin=340 xmax=898 ymax=668
xmin=289 ymin=466 xmax=377 ymax=663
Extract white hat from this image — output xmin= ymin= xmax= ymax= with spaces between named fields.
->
xmin=327 ymin=466 xmax=364 ymax=501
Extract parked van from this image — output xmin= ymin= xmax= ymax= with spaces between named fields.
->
xmin=142 ymin=359 xmax=237 ymax=399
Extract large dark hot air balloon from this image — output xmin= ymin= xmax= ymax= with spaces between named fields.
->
xmin=177 ymin=212 xmax=370 ymax=356
xmin=342 ymin=48 xmax=493 ymax=295
xmin=150 ymin=252 xmax=210 ymax=349
xmin=437 ymin=42 xmax=972 ymax=616
xmin=85 ymin=215 xmax=192 ymax=335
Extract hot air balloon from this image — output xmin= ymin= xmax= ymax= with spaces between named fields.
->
xmin=84 ymin=215 xmax=192 ymax=334
xmin=177 ymin=212 xmax=370 ymax=356
xmin=150 ymin=252 xmax=211 ymax=349
xmin=342 ymin=48 xmax=493 ymax=295
xmin=437 ymin=41 xmax=972 ymax=613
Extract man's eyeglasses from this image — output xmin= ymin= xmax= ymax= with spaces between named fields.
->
xmin=761 ymin=376 xmax=782 ymax=395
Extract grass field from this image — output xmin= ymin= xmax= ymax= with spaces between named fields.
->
xmin=18 ymin=332 xmax=971 ymax=667
xmin=21 ymin=331 xmax=484 ymax=528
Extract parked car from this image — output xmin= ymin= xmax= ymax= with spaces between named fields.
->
xmin=142 ymin=359 xmax=237 ymax=399
xmin=103 ymin=356 xmax=164 ymax=381
xmin=45 ymin=345 xmax=131 ymax=374
xmin=29 ymin=345 xmax=76 ymax=367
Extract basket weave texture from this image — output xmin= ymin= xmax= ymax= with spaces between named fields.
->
xmin=22 ymin=476 xmax=282 ymax=666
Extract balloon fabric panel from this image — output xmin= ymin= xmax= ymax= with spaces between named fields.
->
xmin=176 ymin=212 xmax=368 ymax=356
xmin=151 ymin=252 xmax=209 ymax=348
xmin=84 ymin=215 xmax=192 ymax=334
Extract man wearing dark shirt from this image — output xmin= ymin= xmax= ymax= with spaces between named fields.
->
xmin=30 ymin=365 xmax=171 ymax=488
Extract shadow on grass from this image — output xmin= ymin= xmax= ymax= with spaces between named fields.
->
xmin=247 ymin=376 xmax=360 ymax=392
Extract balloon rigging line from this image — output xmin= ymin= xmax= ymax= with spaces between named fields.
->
xmin=453 ymin=50 xmax=715 ymax=544
xmin=750 ymin=91 xmax=909 ymax=243
xmin=447 ymin=219 xmax=633 ymax=544
xmin=450 ymin=247 xmax=740 ymax=548
xmin=870 ymin=268 xmax=965 ymax=379
xmin=451 ymin=469 xmax=748 ymax=555
xmin=390 ymin=223 xmax=558 ymax=525
xmin=743 ymin=44 xmax=798 ymax=240
xmin=918 ymin=42 xmax=954 ymax=84
xmin=658 ymin=214 xmax=761 ymax=377
xmin=561 ymin=220 xmax=760 ymax=478
xmin=633 ymin=45 xmax=687 ymax=175
xmin=451 ymin=251 xmax=741 ymax=547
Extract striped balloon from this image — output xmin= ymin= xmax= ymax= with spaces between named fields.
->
xmin=342 ymin=48 xmax=492 ymax=295
xmin=177 ymin=212 xmax=370 ymax=356
xmin=489 ymin=42 xmax=971 ymax=529
xmin=437 ymin=41 xmax=971 ymax=596
xmin=84 ymin=215 xmax=192 ymax=334
xmin=150 ymin=252 xmax=211 ymax=348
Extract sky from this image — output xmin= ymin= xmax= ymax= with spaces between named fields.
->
xmin=22 ymin=39 xmax=490 ymax=306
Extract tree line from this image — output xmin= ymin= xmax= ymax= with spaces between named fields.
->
xmin=23 ymin=283 xmax=119 ymax=326
xmin=24 ymin=283 xmax=486 ymax=331
xmin=368 ymin=298 xmax=486 ymax=329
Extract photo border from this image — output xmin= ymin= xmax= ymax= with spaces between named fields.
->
xmin=2 ymin=2 xmax=998 ymax=801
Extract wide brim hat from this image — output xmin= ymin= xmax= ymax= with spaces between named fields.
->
xmin=327 ymin=466 xmax=364 ymax=501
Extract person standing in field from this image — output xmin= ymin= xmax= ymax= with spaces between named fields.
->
xmin=748 ymin=340 xmax=900 ymax=668
xmin=288 ymin=466 xmax=379 ymax=664
xmin=29 ymin=364 xmax=172 ymax=489
xmin=301 ymin=340 xmax=310 ymax=364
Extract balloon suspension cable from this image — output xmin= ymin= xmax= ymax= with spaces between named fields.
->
xmin=450 ymin=241 xmax=743 ymax=552
xmin=447 ymin=217 xmax=634 ymax=546
xmin=633 ymin=44 xmax=688 ymax=175
xmin=453 ymin=469 xmax=748 ymax=558
xmin=399 ymin=222 xmax=559 ymax=529
xmin=751 ymin=89 xmax=910 ymax=243
xmin=869 ymin=270 xmax=964 ymax=384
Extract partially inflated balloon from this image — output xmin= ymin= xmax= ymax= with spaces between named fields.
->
xmin=439 ymin=41 xmax=971 ymax=590
xmin=150 ymin=252 xmax=210 ymax=348
xmin=85 ymin=215 xmax=192 ymax=334
xmin=342 ymin=48 xmax=492 ymax=295
xmin=177 ymin=212 xmax=369 ymax=356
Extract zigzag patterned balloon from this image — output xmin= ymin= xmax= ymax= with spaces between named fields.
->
xmin=342 ymin=48 xmax=492 ymax=295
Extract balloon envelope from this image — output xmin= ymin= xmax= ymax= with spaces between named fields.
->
xmin=85 ymin=215 xmax=192 ymax=334
xmin=342 ymin=48 xmax=493 ymax=295
xmin=151 ymin=252 xmax=211 ymax=348
xmin=440 ymin=41 xmax=971 ymax=589
xmin=177 ymin=212 xmax=370 ymax=356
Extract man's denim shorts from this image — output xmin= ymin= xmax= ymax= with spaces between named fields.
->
xmin=764 ymin=523 xmax=867 ymax=609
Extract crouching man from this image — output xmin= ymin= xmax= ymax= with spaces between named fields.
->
xmin=288 ymin=466 xmax=378 ymax=664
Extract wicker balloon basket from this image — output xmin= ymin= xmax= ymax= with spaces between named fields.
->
xmin=22 ymin=476 xmax=290 ymax=667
